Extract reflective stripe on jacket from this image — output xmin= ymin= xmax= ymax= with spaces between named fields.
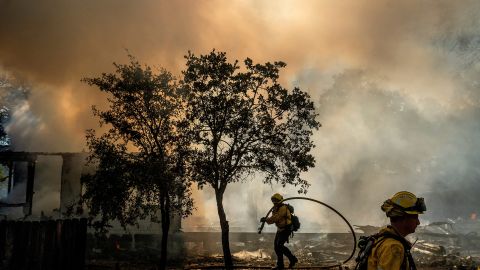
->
xmin=367 ymin=226 xmax=411 ymax=270
xmin=266 ymin=204 xmax=292 ymax=231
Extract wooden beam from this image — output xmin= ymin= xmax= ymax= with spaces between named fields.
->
xmin=24 ymin=160 xmax=36 ymax=216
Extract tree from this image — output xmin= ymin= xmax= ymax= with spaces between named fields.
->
xmin=182 ymin=50 xmax=320 ymax=268
xmin=81 ymin=57 xmax=194 ymax=270
xmin=0 ymin=73 xmax=30 ymax=149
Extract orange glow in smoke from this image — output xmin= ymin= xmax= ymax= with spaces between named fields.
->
xmin=59 ymin=88 xmax=79 ymax=122
xmin=471 ymin=212 xmax=477 ymax=221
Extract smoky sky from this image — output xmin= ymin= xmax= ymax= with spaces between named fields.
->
xmin=1 ymin=0 xmax=480 ymax=226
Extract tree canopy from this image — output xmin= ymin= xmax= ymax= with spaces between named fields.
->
xmin=183 ymin=50 xmax=319 ymax=193
xmin=81 ymin=58 xmax=194 ymax=269
xmin=82 ymin=57 xmax=194 ymax=228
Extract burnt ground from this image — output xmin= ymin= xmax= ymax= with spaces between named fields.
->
xmin=85 ymin=231 xmax=480 ymax=269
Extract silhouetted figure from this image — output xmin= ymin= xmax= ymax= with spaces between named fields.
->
xmin=260 ymin=193 xmax=298 ymax=269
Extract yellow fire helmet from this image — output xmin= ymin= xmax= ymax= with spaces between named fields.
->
xmin=271 ymin=193 xmax=284 ymax=203
xmin=381 ymin=191 xmax=426 ymax=217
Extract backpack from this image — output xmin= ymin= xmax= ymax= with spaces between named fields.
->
xmin=286 ymin=204 xmax=300 ymax=232
xmin=354 ymin=232 xmax=416 ymax=270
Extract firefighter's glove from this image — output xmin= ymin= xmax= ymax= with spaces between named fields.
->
xmin=260 ymin=217 xmax=266 ymax=223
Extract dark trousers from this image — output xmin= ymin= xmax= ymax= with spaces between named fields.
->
xmin=274 ymin=229 xmax=295 ymax=267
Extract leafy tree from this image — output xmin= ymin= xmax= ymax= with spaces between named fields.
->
xmin=182 ymin=50 xmax=320 ymax=268
xmin=0 ymin=74 xmax=30 ymax=149
xmin=81 ymin=58 xmax=194 ymax=270
xmin=0 ymin=108 xmax=8 ymax=146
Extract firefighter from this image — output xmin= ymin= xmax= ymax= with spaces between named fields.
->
xmin=367 ymin=191 xmax=426 ymax=270
xmin=260 ymin=193 xmax=298 ymax=269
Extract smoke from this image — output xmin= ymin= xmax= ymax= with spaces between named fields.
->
xmin=31 ymin=156 xmax=62 ymax=217
xmin=1 ymin=0 xmax=480 ymax=227
xmin=304 ymin=70 xmax=465 ymax=226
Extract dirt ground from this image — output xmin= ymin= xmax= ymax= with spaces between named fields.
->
xmin=85 ymin=257 xmax=458 ymax=270
xmin=85 ymin=230 xmax=480 ymax=269
xmin=85 ymin=262 xmax=452 ymax=270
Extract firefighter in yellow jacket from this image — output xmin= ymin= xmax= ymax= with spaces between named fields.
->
xmin=260 ymin=193 xmax=298 ymax=269
xmin=367 ymin=191 xmax=426 ymax=270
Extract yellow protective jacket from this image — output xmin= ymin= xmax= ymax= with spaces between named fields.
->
xmin=367 ymin=226 xmax=412 ymax=270
xmin=266 ymin=204 xmax=292 ymax=231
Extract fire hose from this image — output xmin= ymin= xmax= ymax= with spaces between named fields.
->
xmin=258 ymin=197 xmax=357 ymax=268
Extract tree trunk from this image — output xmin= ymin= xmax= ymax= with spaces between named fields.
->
xmin=215 ymin=188 xmax=233 ymax=269
xmin=158 ymin=195 xmax=170 ymax=270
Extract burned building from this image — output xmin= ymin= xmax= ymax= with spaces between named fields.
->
xmin=0 ymin=151 xmax=181 ymax=231
xmin=0 ymin=152 xmax=87 ymax=218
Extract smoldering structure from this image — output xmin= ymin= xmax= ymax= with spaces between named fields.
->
xmin=0 ymin=152 xmax=86 ymax=217
xmin=0 ymin=152 xmax=89 ymax=269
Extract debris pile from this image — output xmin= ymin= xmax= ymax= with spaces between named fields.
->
xmin=411 ymin=220 xmax=480 ymax=269
xmin=85 ymin=220 xmax=480 ymax=269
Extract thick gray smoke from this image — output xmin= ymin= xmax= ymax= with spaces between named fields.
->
xmin=308 ymin=66 xmax=480 ymax=227
xmin=1 ymin=0 xmax=480 ymax=228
